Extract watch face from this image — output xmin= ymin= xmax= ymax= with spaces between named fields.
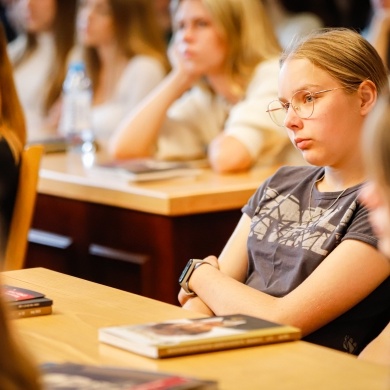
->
xmin=178 ymin=259 xmax=194 ymax=283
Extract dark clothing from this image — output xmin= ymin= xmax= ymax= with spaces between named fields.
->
xmin=0 ymin=138 xmax=20 ymax=253
xmin=242 ymin=165 xmax=390 ymax=354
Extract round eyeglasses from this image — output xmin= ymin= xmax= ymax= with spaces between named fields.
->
xmin=266 ymin=87 xmax=347 ymax=127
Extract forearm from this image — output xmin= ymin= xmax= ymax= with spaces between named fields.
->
xmin=188 ymin=265 xmax=280 ymax=323
xmin=109 ymin=70 xmax=192 ymax=159
xmin=188 ymin=241 xmax=390 ymax=337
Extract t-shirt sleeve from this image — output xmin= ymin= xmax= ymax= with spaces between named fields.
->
xmin=341 ymin=201 xmax=378 ymax=248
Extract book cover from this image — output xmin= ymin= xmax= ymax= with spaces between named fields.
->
xmin=99 ymin=314 xmax=301 ymax=359
xmin=2 ymin=285 xmax=45 ymax=301
xmin=91 ymin=158 xmax=204 ymax=182
xmin=40 ymin=362 xmax=217 ymax=389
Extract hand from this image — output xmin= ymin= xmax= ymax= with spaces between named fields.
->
xmin=182 ymin=297 xmax=214 ymax=316
xmin=168 ymin=40 xmax=203 ymax=87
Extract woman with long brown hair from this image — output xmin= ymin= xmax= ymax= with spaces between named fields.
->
xmin=74 ymin=0 xmax=169 ymax=149
xmin=8 ymin=0 xmax=77 ymax=141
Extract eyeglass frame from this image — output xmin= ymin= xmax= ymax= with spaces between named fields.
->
xmin=266 ymin=87 xmax=348 ymax=127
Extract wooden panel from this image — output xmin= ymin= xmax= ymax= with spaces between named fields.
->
xmin=26 ymin=194 xmax=241 ymax=304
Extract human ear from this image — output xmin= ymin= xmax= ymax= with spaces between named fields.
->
xmin=358 ymin=80 xmax=377 ymax=115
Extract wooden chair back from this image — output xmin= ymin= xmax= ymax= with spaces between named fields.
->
xmin=4 ymin=145 xmax=44 ymax=270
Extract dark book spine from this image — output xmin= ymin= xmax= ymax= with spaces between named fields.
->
xmin=10 ymin=305 xmax=52 ymax=319
xmin=9 ymin=298 xmax=53 ymax=310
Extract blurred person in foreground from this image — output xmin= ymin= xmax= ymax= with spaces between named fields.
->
xmin=358 ymin=93 xmax=390 ymax=366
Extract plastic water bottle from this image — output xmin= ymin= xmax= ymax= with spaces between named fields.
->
xmin=59 ymin=62 xmax=95 ymax=153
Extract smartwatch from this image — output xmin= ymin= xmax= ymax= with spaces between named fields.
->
xmin=179 ymin=259 xmax=212 ymax=296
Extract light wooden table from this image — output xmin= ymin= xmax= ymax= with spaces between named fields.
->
xmin=3 ymin=268 xmax=389 ymax=390
xmin=27 ymin=152 xmax=278 ymax=303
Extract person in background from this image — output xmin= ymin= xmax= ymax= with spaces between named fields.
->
xmin=0 ymin=22 xmax=25 ymax=252
xmin=178 ymin=28 xmax=390 ymax=355
xmin=109 ymin=0 xmax=301 ymax=174
xmin=0 ymin=24 xmax=42 ymax=390
xmin=363 ymin=0 xmax=390 ymax=71
xmin=358 ymin=94 xmax=390 ymax=366
xmin=262 ymin=0 xmax=324 ymax=49
xmin=154 ymin=0 xmax=172 ymax=44
xmin=7 ymin=0 xmax=77 ymax=142
xmin=73 ymin=0 xmax=169 ymax=150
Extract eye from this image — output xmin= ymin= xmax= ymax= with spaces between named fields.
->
xmin=303 ymin=94 xmax=315 ymax=104
xmin=283 ymin=102 xmax=290 ymax=111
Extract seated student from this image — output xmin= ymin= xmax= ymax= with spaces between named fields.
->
xmin=7 ymin=0 xmax=77 ymax=141
xmin=0 ymin=23 xmax=26 ymax=253
xmin=178 ymin=28 xmax=390 ymax=355
xmin=72 ymin=0 xmax=169 ymax=150
xmin=0 ymin=25 xmax=42 ymax=390
xmin=358 ymin=94 xmax=390 ymax=366
xmin=109 ymin=0 xmax=301 ymax=174
xmin=363 ymin=0 xmax=390 ymax=71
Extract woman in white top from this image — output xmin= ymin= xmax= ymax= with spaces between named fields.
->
xmin=75 ymin=0 xmax=169 ymax=149
xmin=7 ymin=0 xmax=77 ymax=141
xmin=110 ymin=0 xmax=300 ymax=173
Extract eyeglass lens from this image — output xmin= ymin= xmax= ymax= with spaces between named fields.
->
xmin=267 ymin=90 xmax=315 ymax=127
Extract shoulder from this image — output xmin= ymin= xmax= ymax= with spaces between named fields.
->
xmin=246 ymin=58 xmax=280 ymax=95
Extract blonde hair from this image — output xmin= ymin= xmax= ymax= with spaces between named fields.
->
xmin=280 ymin=28 xmax=389 ymax=95
xmin=170 ymin=0 xmax=281 ymax=89
xmin=13 ymin=0 xmax=77 ymax=114
xmin=363 ymin=93 xmax=390 ymax=197
xmin=83 ymin=0 xmax=169 ymax=88
xmin=0 ymin=25 xmax=25 ymax=162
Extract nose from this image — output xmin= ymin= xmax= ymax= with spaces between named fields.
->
xmin=283 ymin=105 xmax=303 ymax=130
xmin=181 ymin=25 xmax=195 ymax=42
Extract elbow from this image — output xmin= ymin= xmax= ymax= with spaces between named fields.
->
xmin=208 ymin=139 xmax=253 ymax=174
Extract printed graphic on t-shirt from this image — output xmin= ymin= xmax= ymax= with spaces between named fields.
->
xmin=250 ymin=187 xmax=356 ymax=256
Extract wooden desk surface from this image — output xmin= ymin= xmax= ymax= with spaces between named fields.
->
xmin=2 ymin=268 xmax=389 ymax=390
xmin=38 ymin=152 xmax=277 ymax=216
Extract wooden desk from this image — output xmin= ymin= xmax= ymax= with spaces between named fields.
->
xmin=26 ymin=152 xmax=277 ymax=304
xmin=3 ymin=268 xmax=389 ymax=390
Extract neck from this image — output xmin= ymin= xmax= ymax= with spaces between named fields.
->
xmin=319 ymin=163 xmax=366 ymax=192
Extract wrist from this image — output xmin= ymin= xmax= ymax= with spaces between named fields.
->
xmin=187 ymin=261 xmax=214 ymax=294
xmin=179 ymin=259 xmax=217 ymax=296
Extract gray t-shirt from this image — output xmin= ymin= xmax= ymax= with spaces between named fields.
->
xmin=242 ymin=165 xmax=390 ymax=354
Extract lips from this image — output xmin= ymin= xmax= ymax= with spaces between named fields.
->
xmin=294 ymin=138 xmax=311 ymax=150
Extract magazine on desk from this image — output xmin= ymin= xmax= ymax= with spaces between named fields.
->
xmin=41 ymin=362 xmax=217 ymax=389
xmin=1 ymin=285 xmax=53 ymax=318
xmin=91 ymin=158 xmax=207 ymax=182
xmin=99 ymin=314 xmax=301 ymax=359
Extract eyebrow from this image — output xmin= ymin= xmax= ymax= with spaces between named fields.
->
xmin=278 ymin=84 xmax=323 ymax=101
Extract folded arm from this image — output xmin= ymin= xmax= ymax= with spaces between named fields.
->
xmin=180 ymin=214 xmax=390 ymax=336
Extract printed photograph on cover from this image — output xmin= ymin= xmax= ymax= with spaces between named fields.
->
xmin=125 ymin=315 xmax=271 ymax=344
